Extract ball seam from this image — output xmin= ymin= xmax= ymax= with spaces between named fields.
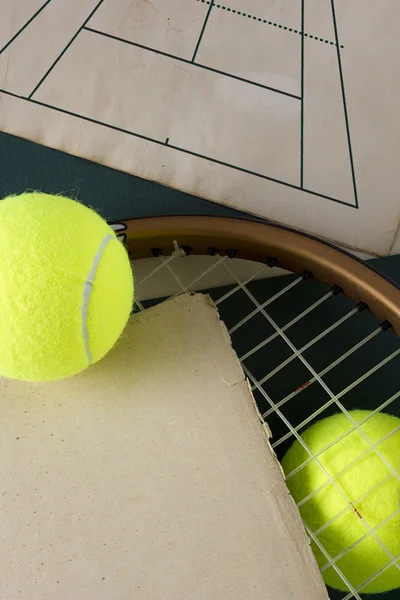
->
xmin=81 ymin=233 xmax=114 ymax=364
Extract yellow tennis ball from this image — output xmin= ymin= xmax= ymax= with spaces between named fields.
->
xmin=0 ymin=192 xmax=134 ymax=382
xmin=281 ymin=410 xmax=400 ymax=594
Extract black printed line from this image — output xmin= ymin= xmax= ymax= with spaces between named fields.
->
xmin=28 ymin=0 xmax=105 ymax=99
xmin=0 ymin=89 xmax=20 ymax=99
xmin=0 ymin=0 xmax=53 ymax=55
xmin=300 ymin=0 xmax=305 ymax=188
xmin=84 ymin=27 xmax=300 ymax=100
xmin=196 ymin=0 xmax=343 ymax=48
xmin=330 ymin=0 xmax=358 ymax=208
xmin=0 ymin=88 xmax=356 ymax=208
xmin=192 ymin=0 xmax=214 ymax=62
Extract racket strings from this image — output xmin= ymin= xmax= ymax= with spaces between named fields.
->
xmin=132 ymin=246 xmax=400 ymax=599
xmin=264 ymin=328 xmax=382 ymax=423
xmin=238 ymin=289 xmax=333 ymax=362
xmin=270 ymin=345 xmax=400 ymax=448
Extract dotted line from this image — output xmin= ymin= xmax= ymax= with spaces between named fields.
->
xmin=196 ymin=0 xmax=344 ymax=48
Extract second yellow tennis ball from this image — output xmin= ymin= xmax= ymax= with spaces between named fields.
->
xmin=281 ymin=410 xmax=400 ymax=594
xmin=0 ymin=192 xmax=133 ymax=382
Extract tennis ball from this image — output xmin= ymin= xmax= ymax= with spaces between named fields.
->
xmin=0 ymin=192 xmax=133 ymax=382
xmin=281 ymin=410 xmax=400 ymax=594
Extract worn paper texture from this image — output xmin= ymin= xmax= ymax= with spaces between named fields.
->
xmin=1 ymin=1 xmax=399 ymax=255
xmin=0 ymin=294 xmax=328 ymax=599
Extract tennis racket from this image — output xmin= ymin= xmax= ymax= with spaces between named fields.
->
xmin=111 ymin=216 xmax=400 ymax=600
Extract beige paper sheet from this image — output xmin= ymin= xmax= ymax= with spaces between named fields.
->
xmin=1 ymin=1 xmax=400 ymax=255
xmin=0 ymin=294 xmax=328 ymax=599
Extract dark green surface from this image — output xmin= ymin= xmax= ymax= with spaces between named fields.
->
xmin=0 ymin=132 xmax=249 ymax=222
xmin=1 ymin=132 xmax=399 ymax=599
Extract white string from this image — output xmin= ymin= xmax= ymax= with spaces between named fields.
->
xmin=134 ymin=299 xmax=146 ymax=311
xmin=215 ymin=263 xmax=269 ymax=305
xmin=243 ymin=363 xmax=362 ymax=597
xmin=302 ymin=521 xmax=363 ymax=600
xmin=267 ymin=347 xmax=400 ymax=433
xmin=320 ymin=506 xmax=400 ymax=570
xmin=341 ymin=554 xmax=400 ymax=599
xmin=223 ymin=261 xmax=400 ymax=577
xmin=186 ymin=254 xmax=228 ymax=290
xmin=239 ymin=290 xmax=332 ymax=361
xmin=133 ymin=251 xmax=400 ymax=598
xmin=264 ymin=328 xmax=381 ymax=421
xmin=228 ymin=276 xmax=303 ymax=334
xmin=286 ymin=395 xmax=400 ymax=479
xmin=163 ymin=255 xmax=188 ymax=293
xmin=136 ymin=253 xmax=177 ymax=288
xmin=254 ymin=307 xmax=358 ymax=387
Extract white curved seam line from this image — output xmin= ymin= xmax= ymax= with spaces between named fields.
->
xmin=82 ymin=234 xmax=114 ymax=363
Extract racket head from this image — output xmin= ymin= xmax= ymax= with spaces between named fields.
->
xmin=112 ymin=216 xmax=400 ymax=333
xmin=111 ymin=216 xmax=400 ymax=599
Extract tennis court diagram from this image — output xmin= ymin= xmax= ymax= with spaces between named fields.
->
xmin=0 ymin=0 xmax=357 ymax=208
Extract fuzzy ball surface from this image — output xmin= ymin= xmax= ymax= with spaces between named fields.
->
xmin=0 ymin=192 xmax=134 ymax=381
xmin=282 ymin=410 xmax=400 ymax=594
